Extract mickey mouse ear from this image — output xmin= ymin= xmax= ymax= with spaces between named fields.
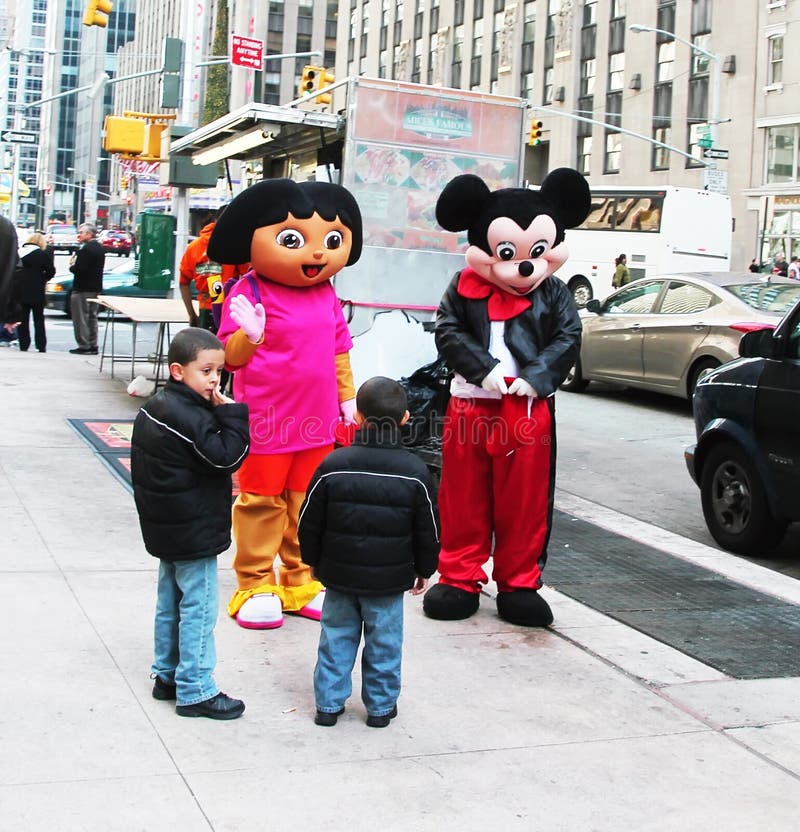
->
xmin=539 ymin=168 xmax=592 ymax=229
xmin=436 ymin=174 xmax=491 ymax=232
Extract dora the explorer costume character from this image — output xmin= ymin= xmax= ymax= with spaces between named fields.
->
xmin=209 ymin=179 xmax=362 ymax=630
xmin=422 ymin=170 xmax=590 ymax=628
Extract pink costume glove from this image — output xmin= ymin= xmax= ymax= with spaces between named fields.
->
xmin=229 ymin=294 xmax=266 ymax=343
xmin=507 ymin=377 xmax=536 ymax=397
xmin=480 ymin=365 xmax=508 ymax=395
xmin=340 ymin=397 xmax=358 ymax=425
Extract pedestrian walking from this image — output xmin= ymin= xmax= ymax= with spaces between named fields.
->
xmin=130 ymin=327 xmax=251 ymax=720
xmin=15 ymin=232 xmax=55 ymax=352
xmin=298 ymin=376 xmax=440 ymax=728
xmin=612 ymin=253 xmax=630 ymax=288
xmin=788 ymin=256 xmax=800 ymax=281
xmin=68 ymin=223 xmax=105 ymax=354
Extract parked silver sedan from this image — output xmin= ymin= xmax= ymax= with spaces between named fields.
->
xmin=561 ymin=272 xmax=800 ymax=400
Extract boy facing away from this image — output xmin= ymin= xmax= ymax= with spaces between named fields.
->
xmin=131 ymin=327 xmax=250 ymax=719
xmin=298 ymin=376 xmax=440 ymax=728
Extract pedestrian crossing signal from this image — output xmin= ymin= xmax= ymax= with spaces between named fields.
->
xmin=316 ymin=69 xmax=335 ymax=106
xmin=83 ymin=0 xmax=113 ymax=28
xmin=528 ymin=120 xmax=543 ymax=146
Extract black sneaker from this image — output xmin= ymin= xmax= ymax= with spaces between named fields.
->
xmin=151 ymin=676 xmax=176 ymax=701
xmin=314 ymin=707 xmax=345 ymax=727
xmin=366 ymin=705 xmax=398 ymax=728
xmin=176 ymin=692 xmax=245 ymax=720
xmin=69 ymin=347 xmax=91 ymax=354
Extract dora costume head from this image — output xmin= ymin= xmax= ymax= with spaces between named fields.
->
xmin=207 ymin=178 xmax=363 ymax=286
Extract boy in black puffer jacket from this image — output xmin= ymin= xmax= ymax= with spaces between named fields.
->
xmin=298 ymin=376 xmax=440 ymax=728
xmin=131 ymin=327 xmax=250 ymax=720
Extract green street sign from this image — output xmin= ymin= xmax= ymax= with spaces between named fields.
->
xmin=698 ymin=134 xmax=713 ymax=149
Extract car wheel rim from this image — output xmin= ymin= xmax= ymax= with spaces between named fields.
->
xmin=572 ymin=283 xmax=592 ymax=308
xmin=710 ymin=460 xmax=751 ymax=535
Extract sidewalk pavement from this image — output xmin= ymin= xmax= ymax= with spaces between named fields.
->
xmin=1 ymin=348 xmax=799 ymax=831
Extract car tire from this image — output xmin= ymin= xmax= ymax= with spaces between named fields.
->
xmin=560 ymin=357 xmax=589 ymax=393
xmin=688 ymin=357 xmax=719 ymax=400
xmin=570 ymin=277 xmax=593 ymax=308
xmin=700 ymin=441 xmax=787 ymax=554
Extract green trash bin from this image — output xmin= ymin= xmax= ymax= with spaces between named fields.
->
xmin=136 ymin=212 xmax=176 ymax=293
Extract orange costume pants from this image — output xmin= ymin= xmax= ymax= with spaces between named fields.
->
xmin=227 ymin=445 xmax=331 ymax=615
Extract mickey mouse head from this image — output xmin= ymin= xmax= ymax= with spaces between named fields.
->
xmin=436 ymin=168 xmax=591 ymax=296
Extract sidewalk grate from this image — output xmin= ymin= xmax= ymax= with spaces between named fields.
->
xmin=546 ymin=510 xmax=800 ymax=679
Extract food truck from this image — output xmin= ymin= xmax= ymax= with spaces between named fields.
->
xmin=171 ymin=76 xmax=529 ymax=342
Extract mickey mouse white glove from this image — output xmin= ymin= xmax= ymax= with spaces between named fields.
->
xmin=229 ymin=294 xmax=266 ymax=343
xmin=507 ymin=377 xmax=536 ymax=397
xmin=340 ymin=397 xmax=358 ymax=425
xmin=480 ymin=365 xmax=508 ymax=395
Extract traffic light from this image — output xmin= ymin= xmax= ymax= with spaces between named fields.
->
xmin=120 ymin=176 xmax=129 ymax=190
xmin=528 ymin=120 xmax=543 ymax=146
xmin=299 ymin=65 xmax=324 ymax=99
xmin=83 ymin=0 xmax=113 ymax=28
xmin=315 ymin=69 xmax=335 ymax=106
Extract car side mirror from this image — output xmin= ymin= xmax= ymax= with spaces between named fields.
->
xmin=739 ymin=328 xmax=777 ymax=359
xmin=585 ymin=299 xmax=602 ymax=314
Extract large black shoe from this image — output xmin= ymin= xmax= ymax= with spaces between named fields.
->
xmin=366 ymin=705 xmax=398 ymax=728
xmin=423 ymin=583 xmax=480 ymax=620
xmin=314 ymin=707 xmax=345 ymax=726
xmin=176 ymin=692 xmax=245 ymax=720
xmin=496 ymin=590 xmax=553 ymax=628
xmin=151 ymin=676 xmax=176 ymax=701
xmin=69 ymin=347 xmax=91 ymax=354
xmin=87 ymin=347 xmax=98 ymax=354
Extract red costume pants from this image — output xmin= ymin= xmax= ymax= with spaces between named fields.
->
xmin=437 ymin=394 xmax=555 ymax=594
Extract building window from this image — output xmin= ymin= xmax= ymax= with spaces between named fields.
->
xmin=608 ymin=51 xmax=624 ymax=91
xmin=768 ymin=35 xmax=783 ymax=86
xmin=610 ymin=0 xmax=626 ymax=19
xmin=691 ymin=0 xmax=712 ymax=35
xmin=454 ymin=0 xmax=465 ymax=26
xmin=766 ymin=124 xmax=798 ymax=183
xmin=543 ymin=66 xmax=554 ymax=104
xmin=580 ymin=58 xmax=595 ymax=96
xmin=604 ymin=132 xmax=621 ymax=173
xmin=652 ymin=126 xmax=670 ymax=169
xmin=583 ymin=0 xmax=597 ymax=26
xmin=521 ymin=1 xmax=535 ymax=75
xmin=657 ymin=41 xmax=674 ymax=82
xmin=578 ymin=136 xmax=592 ymax=174
xmin=692 ymin=33 xmax=712 ymax=74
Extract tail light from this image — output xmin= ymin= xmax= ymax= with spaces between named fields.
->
xmin=728 ymin=322 xmax=776 ymax=334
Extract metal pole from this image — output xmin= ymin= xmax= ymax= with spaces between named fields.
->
xmin=9 ymin=50 xmax=29 ymax=226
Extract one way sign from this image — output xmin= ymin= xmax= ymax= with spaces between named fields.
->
xmin=703 ymin=148 xmax=729 ymax=160
xmin=1 ymin=129 xmax=37 ymax=145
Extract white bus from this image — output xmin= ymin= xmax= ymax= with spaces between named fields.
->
xmin=558 ymin=186 xmax=732 ymax=307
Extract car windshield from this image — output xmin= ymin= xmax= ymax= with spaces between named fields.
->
xmin=725 ymin=283 xmax=800 ymax=314
xmin=50 ymin=225 xmax=76 ymax=234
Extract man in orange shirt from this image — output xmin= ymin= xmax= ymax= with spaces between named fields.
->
xmin=179 ymin=211 xmax=248 ymax=331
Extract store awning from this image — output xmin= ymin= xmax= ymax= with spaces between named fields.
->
xmin=169 ymin=102 xmax=343 ymax=167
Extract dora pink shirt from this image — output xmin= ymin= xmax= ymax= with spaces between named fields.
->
xmin=217 ymin=272 xmax=353 ymax=454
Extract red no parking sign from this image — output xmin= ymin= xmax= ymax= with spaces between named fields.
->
xmin=231 ymin=35 xmax=263 ymax=70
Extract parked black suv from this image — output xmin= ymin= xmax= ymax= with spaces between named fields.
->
xmin=685 ymin=298 xmax=800 ymax=554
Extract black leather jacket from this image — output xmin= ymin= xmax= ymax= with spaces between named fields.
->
xmin=435 ymin=271 xmax=582 ymax=398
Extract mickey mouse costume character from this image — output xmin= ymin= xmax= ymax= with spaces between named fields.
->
xmin=423 ymin=169 xmax=591 ymax=627
xmin=209 ymin=179 xmax=362 ymax=630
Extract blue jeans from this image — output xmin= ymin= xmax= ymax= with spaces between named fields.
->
xmin=152 ymin=557 xmax=219 ymax=706
xmin=314 ymin=589 xmax=404 ymax=717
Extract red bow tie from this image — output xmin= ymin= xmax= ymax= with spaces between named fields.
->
xmin=457 ymin=267 xmax=533 ymax=321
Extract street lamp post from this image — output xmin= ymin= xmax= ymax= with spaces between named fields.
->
xmin=629 ymin=23 xmax=722 ymax=151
